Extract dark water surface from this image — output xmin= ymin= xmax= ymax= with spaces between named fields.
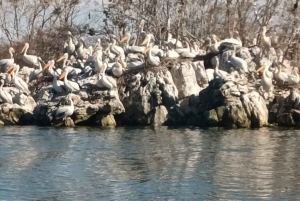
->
xmin=0 ymin=126 xmax=300 ymax=201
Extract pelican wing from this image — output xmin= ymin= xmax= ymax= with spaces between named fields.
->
xmin=55 ymin=106 xmax=70 ymax=119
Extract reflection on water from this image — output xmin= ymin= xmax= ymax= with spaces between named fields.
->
xmin=0 ymin=126 xmax=300 ymax=200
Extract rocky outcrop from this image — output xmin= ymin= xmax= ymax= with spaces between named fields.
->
xmin=269 ymin=88 xmax=300 ymax=127
xmin=166 ymin=76 xmax=269 ymax=128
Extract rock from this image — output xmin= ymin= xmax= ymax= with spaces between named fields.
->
xmin=98 ymin=114 xmax=116 ymax=127
xmin=203 ymin=109 xmax=219 ymax=126
xmin=170 ymin=62 xmax=201 ymax=99
xmin=241 ymin=91 xmax=269 ymax=127
xmin=151 ymin=105 xmax=168 ymax=126
xmin=65 ymin=117 xmax=75 ymax=127
xmin=191 ymin=61 xmax=209 ymax=87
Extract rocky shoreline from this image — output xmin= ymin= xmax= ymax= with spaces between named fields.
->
xmin=1 ymin=53 xmax=299 ymax=129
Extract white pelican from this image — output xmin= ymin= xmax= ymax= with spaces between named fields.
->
xmin=256 ymin=65 xmax=273 ymax=92
xmin=261 ymin=26 xmax=272 ymax=57
xmin=100 ymin=58 xmax=117 ymax=89
xmin=227 ymin=47 xmax=248 ymax=73
xmin=55 ymin=94 xmax=78 ymax=120
xmin=76 ymin=37 xmax=89 ymax=59
xmin=178 ymin=39 xmax=197 ymax=58
xmin=163 ymin=44 xmax=180 ymax=58
xmin=274 ymin=63 xmax=300 ymax=85
xmin=121 ymin=33 xmax=145 ymax=53
xmin=66 ymin=31 xmax=76 ymax=55
xmin=0 ymin=79 xmax=13 ymax=104
xmin=110 ymin=35 xmax=125 ymax=61
xmin=9 ymin=64 xmax=31 ymax=95
xmin=213 ymin=57 xmax=230 ymax=79
xmin=59 ymin=68 xmax=80 ymax=93
xmin=29 ymin=59 xmax=43 ymax=82
xmin=52 ymin=75 xmax=65 ymax=94
xmin=0 ymin=47 xmax=15 ymax=72
xmin=142 ymin=43 xmax=160 ymax=67
xmin=112 ymin=55 xmax=124 ymax=77
xmin=21 ymin=43 xmax=41 ymax=67
xmin=141 ymin=34 xmax=164 ymax=57
xmin=43 ymin=60 xmax=62 ymax=77
xmin=57 ymin=53 xmax=82 ymax=76
xmin=93 ymin=49 xmax=103 ymax=73
xmin=167 ymin=33 xmax=183 ymax=48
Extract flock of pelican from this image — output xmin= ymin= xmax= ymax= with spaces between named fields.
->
xmin=0 ymin=24 xmax=298 ymax=122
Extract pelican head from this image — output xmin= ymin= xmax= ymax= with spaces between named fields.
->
xmin=58 ymin=69 xmax=68 ymax=80
xmin=57 ymin=53 xmax=68 ymax=62
xmin=9 ymin=47 xmax=15 ymax=54
xmin=256 ymin=66 xmax=266 ymax=73
xmin=120 ymin=34 xmax=129 ymax=43
xmin=21 ymin=43 xmax=29 ymax=53
xmin=212 ymin=34 xmax=221 ymax=42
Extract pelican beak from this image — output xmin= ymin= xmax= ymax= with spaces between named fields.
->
xmin=82 ymin=41 xmax=88 ymax=49
xmin=200 ymin=41 xmax=208 ymax=49
xmin=56 ymin=56 xmax=66 ymax=62
xmin=6 ymin=66 xmax=14 ymax=74
xmin=99 ymin=66 xmax=105 ymax=73
xmin=84 ymin=49 xmax=91 ymax=54
xmin=21 ymin=44 xmax=26 ymax=53
xmin=71 ymin=96 xmax=79 ymax=101
xmin=256 ymin=66 xmax=266 ymax=72
xmin=105 ymin=45 xmax=110 ymax=52
xmin=93 ymin=52 xmax=98 ymax=61
xmin=8 ymin=67 xmax=16 ymax=75
xmin=11 ymin=49 xmax=15 ymax=54
xmin=142 ymin=47 xmax=150 ymax=54
xmin=214 ymin=36 xmax=221 ymax=42
xmin=59 ymin=71 xmax=66 ymax=80
xmin=43 ymin=63 xmax=50 ymax=70
xmin=120 ymin=36 xmax=129 ymax=43
xmin=141 ymin=37 xmax=148 ymax=45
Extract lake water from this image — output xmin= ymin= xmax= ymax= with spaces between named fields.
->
xmin=0 ymin=126 xmax=300 ymax=201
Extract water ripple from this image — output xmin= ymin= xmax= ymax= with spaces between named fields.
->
xmin=0 ymin=126 xmax=300 ymax=200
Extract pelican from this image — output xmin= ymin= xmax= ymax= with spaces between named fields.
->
xmin=274 ymin=63 xmax=300 ymax=85
xmin=110 ymin=35 xmax=125 ymax=61
xmin=213 ymin=57 xmax=230 ymax=79
xmin=179 ymin=39 xmax=197 ymax=58
xmin=43 ymin=60 xmax=62 ymax=77
xmin=227 ymin=46 xmax=248 ymax=73
xmin=112 ymin=55 xmax=124 ymax=77
xmin=256 ymin=64 xmax=273 ymax=92
xmin=59 ymin=68 xmax=80 ymax=93
xmin=66 ymin=31 xmax=76 ymax=55
xmin=0 ymin=47 xmax=15 ymax=72
xmin=210 ymin=34 xmax=222 ymax=52
xmin=29 ymin=59 xmax=43 ymax=82
xmin=261 ymin=26 xmax=272 ymax=57
xmin=141 ymin=34 xmax=164 ymax=57
xmin=52 ymin=75 xmax=65 ymax=94
xmin=100 ymin=58 xmax=117 ymax=89
xmin=93 ymin=49 xmax=103 ymax=73
xmin=9 ymin=64 xmax=31 ymax=95
xmin=121 ymin=32 xmax=146 ymax=53
xmin=55 ymin=94 xmax=78 ymax=120
xmin=21 ymin=43 xmax=41 ymax=67
xmin=57 ymin=53 xmax=82 ymax=76
xmin=76 ymin=37 xmax=89 ymax=59
xmin=0 ymin=79 xmax=13 ymax=104
xmin=167 ymin=33 xmax=183 ymax=48
xmin=287 ymin=67 xmax=300 ymax=85
xmin=142 ymin=43 xmax=160 ymax=67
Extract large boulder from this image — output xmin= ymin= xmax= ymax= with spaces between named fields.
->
xmin=170 ymin=62 xmax=201 ymax=99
